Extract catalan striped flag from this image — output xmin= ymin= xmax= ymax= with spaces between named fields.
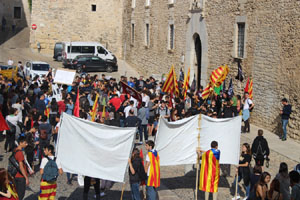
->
xmin=244 ymin=78 xmax=250 ymax=93
xmin=38 ymin=181 xmax=57 ymax=200
xmin=91 ymin=94 xmax=99 ymax=122
xmin=202 ymin=65 xmax=229 ymax=99
xmin=162 ymin=65 xmax=179 ymax=97
xmin=199 ymin=149 xmax=220 ymax=193
xmin=147 ymin=150 xmax=160 ymax=188
xmin=183 ymin=67 xmax=191 ymax=100
xmin=249 ymin=79 xmax=253 ymax=99
xmin=44 ymin=107 xmax=50 ymax=118
xmin=7 ymin=183 xmax=18 ymax=200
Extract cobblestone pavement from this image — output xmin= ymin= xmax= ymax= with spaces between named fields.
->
xmin=0 ymin=126 xmax=298 ymax=200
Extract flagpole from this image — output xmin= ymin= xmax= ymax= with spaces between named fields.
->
xmin=120 ymin=182 xmax=126 ymax=200
xmin=235 ymin=173 xmax=238 ymax=200
xmin=195 ymin=114 xmax=202 ymax=200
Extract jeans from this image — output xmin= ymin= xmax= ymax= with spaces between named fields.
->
xmin=15 ymin=177 xmax=26 ymax=200
xmin=120 ymin=119 xmax=125 ymax=127
xmin=130 ymin=182 xmax=141 ymax=200
xmin=146 ymin=185 xmax=157 ymax=200
xmin=282 ymin=119 xmax=288 ymax=139
xmin=4 ymin=132 xmax=15 ymax=151
xmin=233 ymin=175 xmax=250 ymax=197
xmin=139 ymin=125 xmax=148 ymax=142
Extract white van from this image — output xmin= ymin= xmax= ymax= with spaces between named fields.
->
xmin=62 ymin=42 xmax=116 ymax=65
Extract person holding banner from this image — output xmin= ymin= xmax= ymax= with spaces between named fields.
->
xmin=145 ymin=140 xmax=160 ymax=200
xmin=197 ymin=141 xmax=220 ymax=200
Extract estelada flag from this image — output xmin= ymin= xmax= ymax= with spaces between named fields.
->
xmin=183 ymin=67 xmax=190 ymax=100
xmin=39 ymin=180 xmax=57 ymax=200
xmin=0 ymin=112 xmax=9 ymax=131
xmin=249 ymin=80 xmax=253 ymax=99
xmin=73 ymin=88 xmax=80 ymax=117
xmin=199 ymin=149 xmax=220 ymax=193
xmin=162 ymin=65 xmax=180 ymax=97
xmin=147 ymin=150 xmax=160 ymax=188
xmin=91 ymin=94 xmax=99 ymax=122
xmin=120 ymin=81 xmax=142 ymax=103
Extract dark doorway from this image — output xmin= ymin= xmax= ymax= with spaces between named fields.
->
xmin=194 ymin=34 xmax=202 ymax=89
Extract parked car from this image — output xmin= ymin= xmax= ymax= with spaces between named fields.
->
xmin=70 ymin=55 xmax=118 ymax=73
xmin=25 ymin=61 xmax=50 ymax=78
xmin=61 ymin=41 xmax=116 ymax=66
xmin=53 ymin=42 xmax=63 ymax=61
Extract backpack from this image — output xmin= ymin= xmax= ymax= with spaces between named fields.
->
xmin=42 ymin=157 xmax=59 ymax=182
xmin=137 ymin=161 xmax=147 ymax=181
xmin=253 ymin=141 xmax=265 ymax=160
xmin=6 ymin=120 xmax=16 ymax=135
xmin=40 ymin=129 xmax=48 ymax=140
xmin=247 ymin=99 xmax=254 ymax=112
xmin=7 ymin=150 xmax=22 ymax=177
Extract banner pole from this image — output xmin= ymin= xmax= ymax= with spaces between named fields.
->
xmin=195 ymin=114 xmax=202 ymax=200
xmin=120 ymin=182 xmax=126 ymax=200
xmin=235 ymin=173 xmax=238 ymax=200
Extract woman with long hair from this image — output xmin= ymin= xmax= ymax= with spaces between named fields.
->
xmin=233 ymin=143 xmax=252 ymax=200
xmin=128 ymin=148 xmax=146 ymax=200
xmin=274 ymin=162 xmax=290 ymax=199
xmin=255 ymin=172 xmax=271 ymax=200
xmin=0 ymin=168 xmax=18 ymax=199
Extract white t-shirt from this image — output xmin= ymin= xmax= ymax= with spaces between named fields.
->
xmin=124 ymin=105 xmax=137 ymax=117
xmin=6 ymin=114 xmax=22 ymax=126
xmin=243 ymin=98 xmax=253 ymax=110
xmin=145 ymin=150 xmax=156 ymax=176
xmin=40 ymin=156 xmax=62 ymax=169
xmin=142 ymin=95 xmax=150 ymax=107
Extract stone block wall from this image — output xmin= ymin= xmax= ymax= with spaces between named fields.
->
xmin=123 ymin=0 xmax=300 ymax=141
xmin=30 ymin=0 xmax=124 ymax=57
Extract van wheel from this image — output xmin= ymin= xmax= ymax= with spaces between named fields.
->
xmin=106 ymin=66 xmax=113 ymax=73
xmin=57 ymin=56 xmax=62 ymax=62
xmin=76 ymin=66 xmax=82 ymax=73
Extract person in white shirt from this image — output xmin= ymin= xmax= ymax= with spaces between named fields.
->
xmin=242 ymin=92 xmax=254 ymax=133
xmin=124 ymin=100 xmax=137 ymax=118
xmin=7 ymin=58 xmax=14 ymax=66
xmin=142 ymin=91 xmax=150 ymax=107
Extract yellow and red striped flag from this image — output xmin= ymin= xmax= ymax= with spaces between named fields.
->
xmin=199 ymin=149 xmax=220 ymax=193
xmin=44 ymin=107 xmax=50 ymax=118
xmin=249 ymin=79 xmax=253 ymax=99
xmin=162 ymin=65 xmax=179 ymax=97
xmin=183 ymin=67 xmax=191 ymax=100
xmin=147 ymin=151 xmax=160 ymax=188
xmin=39 ymin=181 xmax=57 ymax=200
xmin=91 ymin=94 xmax=99 ymax=122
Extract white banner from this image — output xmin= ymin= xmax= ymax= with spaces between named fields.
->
xmin=155 ymin=115 xmax=241 ymax=166
xmin=53 ymin=68 xmax=76 ymax=85
xmin=56 ymin=113 xmax=136 ymax=182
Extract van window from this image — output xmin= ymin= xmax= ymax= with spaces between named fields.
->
xmin=67 ymin=46 xmax=81 ymax=53
xmin=55 ymin=43 xmax=63 ymax=49
xmin=97 ymin=46 xmax=107 ymax=54
xmin=81 ymin=46 xmax=95 ymax=54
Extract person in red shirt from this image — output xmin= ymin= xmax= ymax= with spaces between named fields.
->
xmin=57 ymin=99 xmax=66 ymax=114
xmin=14 ymin=136 xmax=29 ymax=200
xmin=108 ymin=94 xmax=122 ymax=111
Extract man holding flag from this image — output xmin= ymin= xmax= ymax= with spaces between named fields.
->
xmin=197 ymin=141 xmax=220 ymax=200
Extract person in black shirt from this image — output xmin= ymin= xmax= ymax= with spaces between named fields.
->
xmin=280 ymin=98 xmax=292 ymax=141
xmin=232 ymin=143 xmax=252 ymax=200
xmin=251 ymin=129 xmax=270 ymax=167
xmin=128 ymin=148 xmax=146 ymax=200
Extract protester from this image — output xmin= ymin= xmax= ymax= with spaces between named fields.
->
xmin=280 ymin=98 xmax=292 ymax=141
xmin=242 ymin=92 xmax=254 ymax=133
xmin=249 ymin=165 xmax=263 ymax=194
xmin=39 ymin=144 xmax=63 ymax=200
xmin=138 ymin=102 xmax=149 ymax=145
xmin=198 ymin=141 xmax=220 ymax=200
xmin=273 ymin=162 xmax=290 ymax=200
xmin=233 ymin=143 xmax=251 ymax=200
xmin=145 ymin=140 xmax=160 ymax=200
xmin=289 ymin=170 xmax=300 ymax=200
xmin=255 ymin=172 xmax=271 ymax=200
xmin=0 ymin=168 xmax=18 ymax=199
xmin=13 ymin=136 xmax=29 ymax=200
xmin=251 ymin=129 xmax=270 ymax=168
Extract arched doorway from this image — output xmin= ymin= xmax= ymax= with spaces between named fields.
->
xmin=194 ymin=34 xmax=202 ymax=89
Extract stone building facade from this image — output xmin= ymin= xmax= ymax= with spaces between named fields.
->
xmin=123 ymin=0 xmax=300 ymax=140
xmin=29 ymin=0 xmax=124 ymax=57
xmin=29 ymin=0 xmax=300 ymax=141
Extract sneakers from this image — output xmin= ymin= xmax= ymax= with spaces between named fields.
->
xmin=138 ymin=141 xmax=143 ymax=145
xmin=94 ymin=192 xmax=106 ymax=198
xmin=243 ymin=197 xmax=248 ymax=200
xmin=232 ymin=195 xmax=240 ymax=200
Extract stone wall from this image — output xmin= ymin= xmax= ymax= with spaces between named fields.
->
xmin=0 ymin=0 xmax=30 ymax=30
xmin=123 ymin=0 xmax=300 ymax=141
xmin=30 ymin=0 xmax=124 ymax=57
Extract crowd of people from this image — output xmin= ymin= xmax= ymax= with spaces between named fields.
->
xmin=0 ymin=64 xmax=299 ymax=200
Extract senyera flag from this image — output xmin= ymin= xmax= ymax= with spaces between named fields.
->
xmin=120 ymin=81 xmax=142 ymax=103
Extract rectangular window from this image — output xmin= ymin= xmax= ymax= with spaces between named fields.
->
xmin=169 ymin=24 xmax=174 ymax=50
xmin=14 ymin=7 xmax=21 ymax=19
xmin=91 ymin=4 xmax=96 ymax=12
xmin=237 ymin=23 xmax=245 ymax=58
xmin=145 ymin=0 xmax=150 ymax=7
xmin=132 ymin=0 xmax=136 ymax=8
xmin=131 ymin=23 xmax=135 ymax=44
xmin=81 ymin=46 xmax=95 ymax=54
xmin=145 ymin=23 xmax=150 ymax=47
xmin=68 ymin=46 xmax=81 ymax=53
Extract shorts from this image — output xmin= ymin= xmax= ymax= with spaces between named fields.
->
xmin=148 ymin=116 xmax=155 ymax=124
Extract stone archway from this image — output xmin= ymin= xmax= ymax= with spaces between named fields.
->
xmin=185 ymin=12 xmax=208 ymax=90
